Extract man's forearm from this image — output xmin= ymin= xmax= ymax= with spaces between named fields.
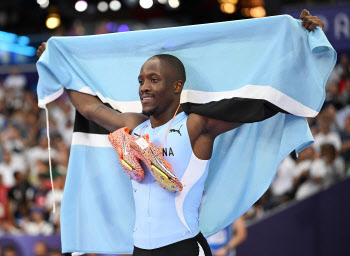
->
xmin=66 ymin=89 xmax=124 ymax=132
xmin=86 ymin=103 xmax=123 ymax=132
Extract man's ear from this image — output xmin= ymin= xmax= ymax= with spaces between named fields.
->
xmin=174 ymin=80 xmax=183 ymax=94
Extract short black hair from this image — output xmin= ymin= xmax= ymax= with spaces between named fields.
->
xmin=150 ymin=54 xmax=186 ymax=84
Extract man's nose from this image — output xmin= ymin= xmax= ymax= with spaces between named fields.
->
xmin=140 ymin=81 xmax=151 ymax=92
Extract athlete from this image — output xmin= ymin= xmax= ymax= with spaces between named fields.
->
xmin=37 ymin=10 xmax=323 ymax=256
xmin=207 ymin=216 xmax=247 ymax=256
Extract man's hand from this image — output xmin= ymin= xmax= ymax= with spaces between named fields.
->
xmin=300 ymin=9 xmax=324 ymax=30
xmin=37 ymin=42 xmax=47 ymax=58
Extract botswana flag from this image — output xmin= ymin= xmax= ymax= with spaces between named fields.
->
xmin=37 ymin=15 xmax=336 ymax=254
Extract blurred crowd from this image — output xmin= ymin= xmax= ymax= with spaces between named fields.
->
xmin=246 ymin=53 xmax=350 ymax=221
xmin=0 ymin=50 xmax=349 ymax=253
xmin=0 ymin=67 xmax=74 ymax=239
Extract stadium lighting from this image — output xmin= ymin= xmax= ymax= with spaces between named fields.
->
xmin=218 ymin=0 xmax=237 ymax=4
xmin=17 ymin=36 xmax=30 ymax=46
xmin=139 ymin=0 xmax=153 ymax=9
xmin=39 ymin=0 xmax=50 ymax=8
xmin=158 ymin=0 xmax=167 ymax=4
xmin=168 ymin=0 xmax=180 ymax=8
xmin=46 ymin=14 xmax=61 ymax=29
xmin=110 ymin=0 xmax=122 ymax=11
xmin=250 ymin=6 xmax=266 ymax=18
xmin=75 ymin=1 xmax=88 ymax=12
xmin=97 ymin=1 xmax=109 ymax=12
xmin=220 ymin=3 xmax=235 ymax=14
xmin=118 ymin=24 xmax=130 ymax=32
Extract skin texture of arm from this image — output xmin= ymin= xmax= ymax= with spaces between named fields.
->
xmin=66 ymin=89 xmax=148 ymax=133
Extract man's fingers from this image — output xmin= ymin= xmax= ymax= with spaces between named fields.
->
xmin=301 ymin=15 xmax=324 ymax=30
xmin=302 ymin=18 xmax=308 ymax=27
xmin=306 ymin=19 xmax=314 ymax=30
xmin=306 ymin=17 xmax=323 ymax=30
xmin=300 ymin=9 xmax=310 ymax=19
xmin=309 ymin=23 xmax=317 ymax=30
xmin=36 ymin=42 xmax=47 ymax=58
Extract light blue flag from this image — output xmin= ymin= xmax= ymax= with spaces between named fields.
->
xmin=36 ymin=15 xmax=336 ymax=254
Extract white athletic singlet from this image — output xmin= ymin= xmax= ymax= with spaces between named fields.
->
xmin=131 ymin=112 xmax=210 ymax=249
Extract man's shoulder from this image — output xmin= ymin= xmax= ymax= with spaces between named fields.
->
xmin=123 ymin=112 xmax=149 ymax=132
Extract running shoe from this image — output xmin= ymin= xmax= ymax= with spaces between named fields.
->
xmin=131 ymin=134 xmax=183 ymax=192
xmin=108 ymin=127 xmax=145 ymax=181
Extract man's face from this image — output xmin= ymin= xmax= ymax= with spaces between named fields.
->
xmin=138 ymin=58 xmax=176 ymax=116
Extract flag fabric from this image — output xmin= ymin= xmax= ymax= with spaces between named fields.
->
xmin=36 ymin=15 xmax=336 ymax=254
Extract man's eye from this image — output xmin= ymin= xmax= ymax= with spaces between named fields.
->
xmin=139 ymin=80 xmax=143 ymax=85
xmin=151 ymin=78 xmax=158 ymax=82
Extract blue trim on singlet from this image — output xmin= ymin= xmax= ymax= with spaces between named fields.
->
xmin=131 ymin=112 xmax=210 ymax=249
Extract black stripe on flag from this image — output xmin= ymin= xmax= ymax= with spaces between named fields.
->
xmin=73 ymin=97 xmax=289 ymax=134
xmin=181 ymin=98 xmax=289 ymax=123
xmin=73 ymin=102 xmax=119 ymax=134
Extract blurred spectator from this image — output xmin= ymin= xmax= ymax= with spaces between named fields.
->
xmin=45 ymin=176 xmax=65 ymax=228
xmin=270 ymin=155 xmax=296 ymax=206
xmin=327 ymin=53 xmax=350 ymax=90
xmin=8 ymin=172 xmax=35 ymax=224
xmin=0 ymin=174 xmax=9 ymax=223
xmin=3 ymin=67 xmax=27 ymax=91
xmin=1 ymin=125 xmax=26 ymax=154
xmin=34 ymin=174 xmax=50 ymax=209
xmin=325 ymin=82 xmax=343 ymax=108
xmin=208 ymin=216 xmax=247 ymax=256
xmin=244 ymin=192 xmax=269 ymax=220
xmin=54 ymin=137 xmax=70 ymax=174
xmin=0 ymin=219 xmax=21 ymax=235
xmin=292 ymin=147 xmax=315 ymax=200
xmin=340 ymin=116 xmax=350 ymax=166
xmin=294 ymin=144 xmax=345 ymax=200
xmin=320 ymin=144 xmax=345 ymax=188
xmin=33 ymin=241 xmax=49 ymax=256
xmin=49 ymin=248 xmax=62 ymax=256
xmin=0 ymin=151 xmax=25 ymax=187
xmin=339 ymin=77 xmax=350 ymax=106
xmin=313 ymin=114 xmax=341 ymax=153
xmin=3 ymin=246 xmax=17 ymax=256
xmin=26 ymin=136 xmax=58 ymax=178
xmin=22 ymin=207 xmax=54 ymax=235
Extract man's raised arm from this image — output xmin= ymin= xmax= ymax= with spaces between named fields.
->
xmin=37 ymin=43 xmax=148 ymax=133
xmin=66 ymin=89 xmax=148 ymax=132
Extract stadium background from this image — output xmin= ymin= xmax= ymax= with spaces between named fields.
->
xmin=0 ymin=0 xmax=349 ymax=255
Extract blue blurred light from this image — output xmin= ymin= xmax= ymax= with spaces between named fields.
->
xmin=106 ymin=22 xmax=117 ymax=32
xmin=0 ymin=43 xmax=36 ymax=57
xmin=17 ymin=36 xmax=30 ymax=46
xmin=0 ymin=31 xmax=17 ymax=43
xmin=0 ymin=31 xmax=35 ymax=56
xmin=118 ymin=24 xmax=130 ymax=32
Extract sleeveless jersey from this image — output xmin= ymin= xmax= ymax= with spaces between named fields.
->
xmin=131 ymin=112 xmax=210 ymax=249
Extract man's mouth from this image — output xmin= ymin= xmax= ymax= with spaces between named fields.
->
xmin=141 ymin=95 xmax=154 ymax=103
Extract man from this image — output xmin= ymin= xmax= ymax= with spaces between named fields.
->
xmin=37 ymin=10 xmax=324 ymax=256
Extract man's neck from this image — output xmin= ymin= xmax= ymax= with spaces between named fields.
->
xmin=149 ymin=105 xmax=182 ymax=128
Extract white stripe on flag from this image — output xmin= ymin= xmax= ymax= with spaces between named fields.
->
xmin=181 ymin=85 xmax=318 ymax=117
xmin=71 ymin=132 xmax=112 ymax=147
xmin=77 ymin=85 xmax=318 ymax=117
